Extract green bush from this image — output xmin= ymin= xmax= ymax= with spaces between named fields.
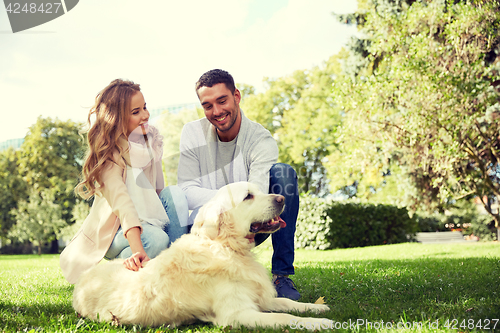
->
xmin=414 ymin=214 xmax=447 ymax=232
xmin=465 ymin=216 xmax=498 ymax=241
xmin=295 ymin=195 xmax=417 ymax=250
xmin=413 ymin=200 xmax=498 ymax=241
xmin=294 ymin=195 xmax=333 ymax=250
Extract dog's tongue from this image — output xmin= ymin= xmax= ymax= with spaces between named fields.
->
xmin=245 ymin=234 xmax=256 ymax=243
xmin=277 ymin=216 xmax=286 ymax=228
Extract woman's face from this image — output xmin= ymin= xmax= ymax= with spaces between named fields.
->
xmin=127 ymin=91 xmax=150 ymax=139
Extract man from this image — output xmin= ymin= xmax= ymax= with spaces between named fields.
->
xmin=177 ymin=69 xmax=300 ymax=300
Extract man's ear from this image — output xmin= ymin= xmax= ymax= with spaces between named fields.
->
xmin=234 ymin=88 xmax=241 ymax=105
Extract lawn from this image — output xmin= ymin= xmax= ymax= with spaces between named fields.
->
xmin=1 ymin=242 xmax=499 ymax=332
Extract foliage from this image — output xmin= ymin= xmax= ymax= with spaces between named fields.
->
xmin=241 ymin=56 xmax=345 ymax=196
xmin=414 ymin=199 xmax=498 ymax=241
xmin=238 ymin=83 xmax=256 ymax=99
xmin=295 ymin=195 xmax=417 ymax=250
xmin=59 ymin=200 xmax=91 ymax=243
xmin=8 ymin=188 xmax=67 ymax=254
xmin=0 ymin=147 xmax=27 ymax=239
xmin=334 ymin=0 xmax=500 ymax=228
xmin=0 ymin=117 xmax=85 ymax=247
xmin=466 ymin=216 xmax=498 ymax=241
xmin=294 ymin=195 xmax=333 ymax=250
xmin=2 ymin=244 xmax=499 ymax=332
xmin=17 ymin=117 xmax=85 ymax=222
xmin=154 ymin=107 xmax=202 ymax=186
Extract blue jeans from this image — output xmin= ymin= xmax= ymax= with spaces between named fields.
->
xmin=188 ymin=164 xmax=299 ymax=275
xmin=254 ymin=163 xmax=299 ymax=276
xmin=159 ymin=185 xmax=189 ymax=243
xmin=105 ymin=185 xmax=189 ymax=260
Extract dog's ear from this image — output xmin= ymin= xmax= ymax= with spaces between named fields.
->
xmin=216 ymin=210 xmax=237 ymax=240
xmin=192 ymin=201 xmax=223 ymax=240
xmin=192 ymin=185 xmax=240 ymax=239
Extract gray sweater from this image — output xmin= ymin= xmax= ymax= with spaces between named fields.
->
xmin=177 ymin=112 xmax=279 ymax=210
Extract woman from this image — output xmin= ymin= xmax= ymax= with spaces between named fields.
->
xmin=60 ymin=79 xmax=188 ymax=284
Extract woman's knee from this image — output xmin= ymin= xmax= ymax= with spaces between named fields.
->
xmin=142 ymin=228 xmax=169 ymax=258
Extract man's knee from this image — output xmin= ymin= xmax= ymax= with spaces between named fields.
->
xmin=160 ymin=185 xmax=188 ymax=210
xmin=270 ymin=163 xmax=298 ymax=196
xmin=270 ymin=163 xmax=297 ymax=180
xmin=159 ymin=185 xmax=180 ymax=201
xmin=159 ymin=186 xmax=171 ymax=204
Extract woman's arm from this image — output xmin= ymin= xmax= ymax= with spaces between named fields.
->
xmin=100 ymin=161 xmax=148 ymax=270
xmin=122 ymin=227 xmax=149 ymax=271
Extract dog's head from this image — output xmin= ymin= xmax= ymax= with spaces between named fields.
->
xmin=192 ymin=182 xmax=286 ymax=249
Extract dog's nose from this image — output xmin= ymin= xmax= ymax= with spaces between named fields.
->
xmin=275 ymin=195 xmax=285 ymax=204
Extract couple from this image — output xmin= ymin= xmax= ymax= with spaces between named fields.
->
xmin=60 ymin=69 xmax=300 ymax=301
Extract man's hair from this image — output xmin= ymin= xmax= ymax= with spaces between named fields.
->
xmin=195 ymin=69 xmax=236 ymax=95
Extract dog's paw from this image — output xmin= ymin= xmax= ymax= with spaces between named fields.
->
xmin=309 ymin=303 xmax=330 ymax=313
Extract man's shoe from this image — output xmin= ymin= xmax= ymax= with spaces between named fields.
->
xmin=274 ymin=275 xmax=301 ymax=300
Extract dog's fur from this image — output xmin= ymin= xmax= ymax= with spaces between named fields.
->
xmin=72 ymin=182 xmax=331 ymax=329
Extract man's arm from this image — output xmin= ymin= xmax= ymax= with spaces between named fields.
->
xmin=247 ymin=135 xmax=279 ymax=194
xmin=177 ymin=123 xmax=218 ymax=210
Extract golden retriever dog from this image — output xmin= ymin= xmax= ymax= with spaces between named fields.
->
xmin=72 ymin=182 xmax=332 ymax=330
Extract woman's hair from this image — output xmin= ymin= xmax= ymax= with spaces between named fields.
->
xmin=75 ymin=79 xmax=141 ymax=199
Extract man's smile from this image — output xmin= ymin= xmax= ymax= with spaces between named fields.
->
xmin=215 ymin=115 xmax=227 ymax=122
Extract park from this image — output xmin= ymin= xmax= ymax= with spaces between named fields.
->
xmin=1 ymin=242 xmax=499 ymax=332
xmin=1 ymin=0 xmax=500 ymax=331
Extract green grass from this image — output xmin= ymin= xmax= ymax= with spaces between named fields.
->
xmin=1 ymin=242 xmax=499 ymax=332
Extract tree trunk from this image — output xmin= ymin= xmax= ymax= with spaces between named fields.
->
xmin=50 ymin=239 xmax=59 ymax=254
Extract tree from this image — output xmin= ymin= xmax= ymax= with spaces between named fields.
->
xmin=17 ymin=117 xmax=86 ymax=221
xmin=0 ymin=148 xmax=28 ymax=240
xmin=9 ymin=188 xmax=67 ymax=254
xmin=326 ymin=0 xmax=428 ymax=204
xmin=241 ymin=56 xmax=345 ymax=196
xmin=59 ymin=199 xmax=91 ymax=243
xmin=154 ymin=107 xmax=203 ymax=185
xmin=334 ymin=0 xmax=500 ymax=228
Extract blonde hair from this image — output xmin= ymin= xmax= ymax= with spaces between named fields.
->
xmin=75 ymin=79 xmax=141 ymax=199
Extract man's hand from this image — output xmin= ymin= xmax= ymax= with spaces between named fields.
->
xmin=123 ymin=251 xmax=150 ymax=271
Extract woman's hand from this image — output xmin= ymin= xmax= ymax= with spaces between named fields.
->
xmin=123 ymin=226 xmax=149 ymax=271
xmin=123 ymin=251 xmax=150 ymax=271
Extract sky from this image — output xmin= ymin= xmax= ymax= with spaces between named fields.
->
xmin=0 ymin=0 xmax=358 ymax=143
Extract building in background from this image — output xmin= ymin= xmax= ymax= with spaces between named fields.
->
xmin=0 ymin=138 xmax=24 ymax=151
xmin=150 ymin=103 xmax=198 ymax=117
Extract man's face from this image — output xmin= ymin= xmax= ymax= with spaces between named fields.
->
xmin=197 ymin=83 xmax=241 ymax=142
